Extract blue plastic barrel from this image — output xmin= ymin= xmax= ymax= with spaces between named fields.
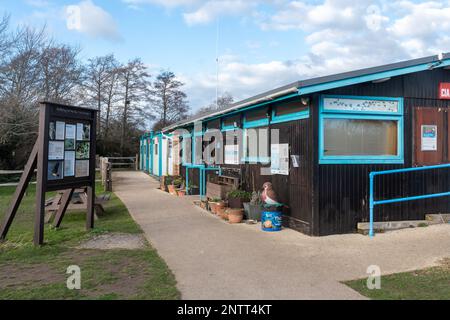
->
xmin=261 ymin=211 xmax=282 ymax=232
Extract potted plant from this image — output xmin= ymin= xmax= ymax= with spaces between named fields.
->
xmin=162 ymin=175 xmax=174 ymax=192
xmin=227 ymin=189 xmax=251 ymax=209
xmin=208 ymin=197 xmax=222 ymax=214
xmin=168 ymin=176 xmax=182 ymax=195
xmin=227 ymin=208 xmax=244 ymax=224
xmin=243 ymin=191 xmax=263 ymax=221
xmin=216 ymin=201 xmax=228 ymax=220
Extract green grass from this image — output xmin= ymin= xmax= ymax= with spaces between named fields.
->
xmin=0 ymin=183 xmax=180 ymax=300
xmin=345 ymin=260 xmax=450 ymax=300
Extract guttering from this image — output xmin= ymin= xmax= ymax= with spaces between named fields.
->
xmin=162 ymin=86 xmax=299 ymax=133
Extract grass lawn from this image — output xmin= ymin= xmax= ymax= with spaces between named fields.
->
xmin=0 ymin=183 xmax=180 ymax=300
xmin=345 ymin=259 xmax=450 ymax=300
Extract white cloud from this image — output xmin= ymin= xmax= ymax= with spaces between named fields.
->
xmin=183 ymin=0 xmax=256 ymax=25
xmin=65 ymin=0 xmax=121 ymax=41
xmin=122 ymin=0 xmax=200 ymax=9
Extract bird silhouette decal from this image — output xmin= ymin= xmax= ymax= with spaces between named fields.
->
xmin=260 ymin=182 xmax=281 ymax=206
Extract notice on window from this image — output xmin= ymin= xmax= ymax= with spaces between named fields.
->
xmin=421 ymin=125 xmax=437 ymax=151
xmin=48 ymin=141 xmax=64 ymax=160
xmin=55 ymin=121 xmax=65 ymax=140
xmin=75 ymin=160 xmax=89 ymax=177
xmin=271 ymin=144 xmax=289 ymax=175
xmin=224 ymin=145 xmax=239 ymax=165
xmin=64 ymin=151 xmax=75 ymax=177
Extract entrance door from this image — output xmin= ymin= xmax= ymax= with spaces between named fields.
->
xmin=414 ymin=107 xmax=445 ymax=166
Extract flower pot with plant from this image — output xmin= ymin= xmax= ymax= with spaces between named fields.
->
xmin=218 ymin=206 xmax=229 ymax=220
xmin=188 ymin=184 xmax=199 ymax=195
xmin=208 ymin=197 xmax=222 ymax=214
xmin=245 ymin=191 xmax=263 ymax=221
xmin=227 ymin=189 xmax=251 ymax=209
xmin=227 ymin=208 xmax=244 ymax=224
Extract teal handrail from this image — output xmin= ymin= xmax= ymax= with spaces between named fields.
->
xmin=369 ymin=163 xmax=450 ymax=237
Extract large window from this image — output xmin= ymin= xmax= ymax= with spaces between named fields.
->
xmin=242 ymin=127 xmax=269 ymax=163
xmin=243 ymin=107 xmax=269 ymax=128
xmin=319 ymin=95 xmax=404 ymax=164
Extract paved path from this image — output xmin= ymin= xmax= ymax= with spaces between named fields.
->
xmin=113 ymin=171 xmax=450 ymax=300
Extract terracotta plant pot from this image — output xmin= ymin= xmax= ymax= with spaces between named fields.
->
xmin=167 ymin=185 xmax=177 ymax=195
xmin=227 ymin=208 xmax=244 ymax=224
xmin=209 ymin=202 xmax=218 ymax=214
xmin=177 ymin=190 xmax=186 ymax=197
xmin=217 ymin=206 xmax=228 ymax=220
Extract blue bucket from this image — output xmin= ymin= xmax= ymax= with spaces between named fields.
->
xmin=261 ymin=211 xmax=282 ymax=232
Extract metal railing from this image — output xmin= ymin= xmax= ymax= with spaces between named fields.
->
xmin=369 ymin=163 xmax=450 ymax=237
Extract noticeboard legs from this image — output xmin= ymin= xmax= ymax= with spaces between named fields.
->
xmin=53 ymin=189 xmax=75 ymax=228
xmin=86 ymin=186 xmax=95 ymax=230
xmin=0 ymin=141 xmax=38 ymax=242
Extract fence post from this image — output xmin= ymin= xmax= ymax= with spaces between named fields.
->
xmin=369 ymin=172 xmax=375 ymax=238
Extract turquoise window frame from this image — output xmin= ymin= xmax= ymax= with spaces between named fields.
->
xmin=241 ymin=128 xmax=270 ymax=164
xmin=192 ymin=130 xmax=204 ymax=166
xmin=271 ymin=106 xmax=310 ymax=124
xmin=181 ymin=133 xmax=192 ymax=166
xmin=221 ymin=115 xmax=240 ymax=132
xmin=243 ymin=109 xmax=269 ymax=129
xmin=319 ymin=95 xmax=404 ymax=165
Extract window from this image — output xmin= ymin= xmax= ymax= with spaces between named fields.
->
xmin=154 ymin=139 xmax=158 ymax=155
xmin=271 ymin=101 xmax=309 ymax=124
xmin=242 ymin=127 xmax=269 ymax=163
xmin=243 ymin=108 xmax=269 ymax=128
xmin=319 ymin=95 xmax=404 ymax=164
xmin=221 ymin=114 xmax=240 ymax=131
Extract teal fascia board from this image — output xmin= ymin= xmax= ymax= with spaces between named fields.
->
xmin=299 ymin=59 xmax=450 ymax=95
xmin=270 ymin=108 xmax=310 ymax=124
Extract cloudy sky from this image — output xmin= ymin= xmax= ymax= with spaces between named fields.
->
xmin=1 ymin=0 xmax=450 ymax=111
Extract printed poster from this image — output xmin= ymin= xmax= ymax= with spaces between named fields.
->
xmin=65 ymin=124 xmax=76 ymax=150
xmin=76 ymin=123 xmax=90 ymax=141
xmin=64 ymin=151 xmax=75 ymax=177
xmin=75 ymin=160 xmax=89 ymax=177
xmin=49 ymin=122 xmax=55 ymax=140
xmin=48 ymin=160 xmax=64 ymax=181
xmin=48 ymin=141 xmax=64 ymax=160
xmin=55 ymin=121 xmax=65 ymax=140
xmin=271 ymin=144 xmax=289 ymax=175
xmin=421 ymin=125 xmax=437 ymax=151
xmin=76 ymin=141 xmax=90 ymax=159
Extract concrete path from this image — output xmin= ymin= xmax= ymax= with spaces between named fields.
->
xmin=113 ymin=171 xmax=450 ymax=300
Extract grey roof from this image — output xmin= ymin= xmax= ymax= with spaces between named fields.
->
xmin=162 ymin=53 xmax=450 ymax=132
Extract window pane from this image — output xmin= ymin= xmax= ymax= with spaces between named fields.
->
xmin=323 ymin=119 xmax=398 ymax=156
xmin=274 ymin=102 xmax=308 ymax=117
xmin=223 ymin=115 xmax=240 ymax=128
xmin=245 ymin=108 xmax=268 ymax=122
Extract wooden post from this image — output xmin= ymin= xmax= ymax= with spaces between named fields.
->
xmin=53 ymin=189 xmax=75 ymax=228
xmin=34 ymin=104 xmax=50 ymax=246
xmin=0 ymin=141 xmax=38 ymax=241
xmin=86 ymin=111 xmax=97 ymax=230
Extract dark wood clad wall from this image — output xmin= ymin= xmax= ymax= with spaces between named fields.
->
xmin=315 ymin=68 xmax=450 ymax=235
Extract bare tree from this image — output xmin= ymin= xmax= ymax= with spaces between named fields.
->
xmin=150 ymin=71 xmax=189 ymax=130
xmin=40 ymin=44 xmax=83 ymax=104
xmin=117 ymin=58 xmax=152 ymax=155
xmin=83 ymin=54 xmax=120 ymax=137
xmin=192 ymin=92 xmax=234 ymax=117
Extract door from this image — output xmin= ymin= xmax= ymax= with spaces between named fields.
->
xmin=414 ymin=107 xmax=445 ymax=166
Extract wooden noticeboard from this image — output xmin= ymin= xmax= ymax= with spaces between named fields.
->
xmin=0 ymin=102 xmax=97 ymax=245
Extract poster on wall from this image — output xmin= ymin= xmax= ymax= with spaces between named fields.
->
xmin=65 ymin=124 xmax=76 ymax=150
xmin=421 ymin=125 xmax=437 ymax=151
xmin=224 ymin=145 xmax=239 ymax=165
xmin=271 ymin=144 xmax=289 ymax=175
xmin=47 ymin=160 xmax=64 ymax=180
xmin=75 ymin=160 xmax=89 ymax=177
xmin=64 ymin=151 xmax=75 ymax=177
xmin=48 ymin=141 xmax=64 ymax=160
xmin=55 ymin=121 xmax=65 ymax=140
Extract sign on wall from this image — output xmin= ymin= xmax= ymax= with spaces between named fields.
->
xmin=439 ymin=83 xmax=450 ymax=99
xmin=271 ymin=144 xmax=289 ymax=175
xmin=323 ymin=97 xmax=399 ymax=113
xmin=224 ymin=144 xmax=239 ymax=165
xmin=421 ymin=125 xmax=438 ymax=151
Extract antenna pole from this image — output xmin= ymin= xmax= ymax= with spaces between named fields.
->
xmin=216 ymin=17 xmax=219 ymax=108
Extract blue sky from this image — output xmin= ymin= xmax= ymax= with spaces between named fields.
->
xmin=1 ymin=0 xmax=450 ymax=111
